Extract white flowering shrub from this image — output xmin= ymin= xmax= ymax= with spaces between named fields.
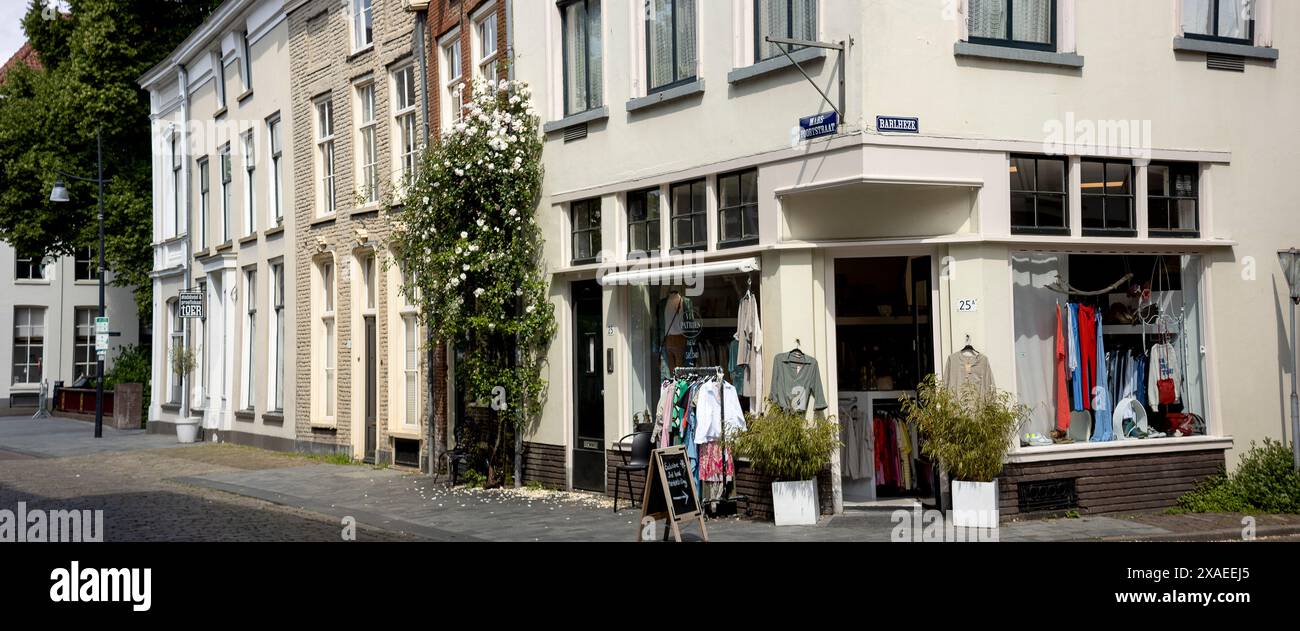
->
xmin=391 ymin=78 xmax=555 ymax=484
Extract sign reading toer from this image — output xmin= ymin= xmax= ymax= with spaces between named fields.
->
xmin=179 ymin=290 xmax=204 ymax=319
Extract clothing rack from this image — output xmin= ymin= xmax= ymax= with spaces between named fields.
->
xmin=672 ymin=366 xmax=752 ymax=518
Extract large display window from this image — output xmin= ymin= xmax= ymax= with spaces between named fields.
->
xmin=1013 ymin=253 xmax=1209 ymax=446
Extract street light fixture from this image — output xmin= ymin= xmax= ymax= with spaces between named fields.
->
xmin=1281 ymin=248 xmax=1300 ymax=472
xmin=50 ymin=130 xmax=107 ymax=439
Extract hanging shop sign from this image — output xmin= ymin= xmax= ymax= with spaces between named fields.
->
xmin=877 ymin=116 xmax=920 ymax=134
xmin=179 ymin=290 xmax=204 ymax=319
xmin=638 ymin=446 xmax=708 ymax=542
xmin=799 ymin=111 xmax=839 ymax=141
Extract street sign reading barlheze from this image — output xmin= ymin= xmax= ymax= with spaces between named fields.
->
xmin=179 ymin=290 xmax=204 ymax=319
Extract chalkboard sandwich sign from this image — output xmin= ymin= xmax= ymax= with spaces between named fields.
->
xmin=637 ymin=446 xmax=708 ymax=542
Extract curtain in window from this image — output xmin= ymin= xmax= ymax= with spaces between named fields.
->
xmin=969 ymin=0 xmax=1007 ymax=39
xmin=649 ymin=0 xmax=673 ymax=89
xmin=1011 ymin=0 xmax=1052 ymax=44
xmin=564 ymin=2 xmax=589 ymax=114
xmin=1182 ymin=0 xmax=1213 ymax=36
xmin=757 ymin=0 xmax=789 ymax=61
xmin=587 ymin=1 xmax=602 ymax=108
xmin=1012 ymin=253 xmax=1066 ymax=438
xmin=675 ymin=0 xmax=697 ymax=84
xmin=1218 ymin=0 xmax=1250 ymax=39
xmin=794 ymin=0 xmax=816 ymax=40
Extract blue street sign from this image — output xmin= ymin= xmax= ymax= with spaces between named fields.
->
xmin=799 ymin=111 xmax=839 ymax=141
xmin=877 ymin=116 xmax=920 ymax=134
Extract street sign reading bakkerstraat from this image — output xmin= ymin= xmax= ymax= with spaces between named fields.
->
xmin=179 ymin=290 xmax=204 ymax=319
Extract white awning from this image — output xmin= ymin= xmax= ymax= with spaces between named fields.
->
xmin=599 ymin=257 xmax=760 ymax=286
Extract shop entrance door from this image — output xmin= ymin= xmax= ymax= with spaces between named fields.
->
xmin=571 ymin=280 xmax=606 ymax=492
xmin=833 ymin=256 xmax=937 ymax=506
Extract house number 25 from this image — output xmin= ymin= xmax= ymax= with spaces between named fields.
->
xmin=957 ymin=299 xmax=979 ymax=313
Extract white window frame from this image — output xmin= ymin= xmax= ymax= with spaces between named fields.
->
xmin=12 ymin=306 xmax=46 ymax=387
xmin=391 ymin=64 xmax=420 ymax=190
xmin=352 ymin=0 xmax=374 ymax=52
xmin=269 ymin=261 xmax=284 ymax=412
xmin=316 ymin=259 xmax=337 ymax=423
xmin=242 ymin=267 xmax=257 ymax=411
xmin=242 ymin=129 xmax=256 ymax=236
xmin=557 ymin=0 xmax=604 ymax=117
xmin=473 ymin=2 xmax=501 ymax=81
xmin=194 ymin=279 xmax=207 ymax=410
xmin=315 ymin=96 xmax=337 ymax=216
xmin=239 ymin=31 xmax=252 ymax=93
xmin=214 ymin=50 xmax=227 ymax=110
xmin=400 ymin=264 xmax=421 ymax=429
xmin=171 ymin=133 xmax=182 ymax=238
xmin=267 ymin=114 xmax=283 ymax=225
xmin=168 ymin=299 xmax=183 ymax=404
xmin=74 ymin=248 xmax=97 ymax=282
xmin=197 ymin=157 xmax=210 ymax=249
xmin=355 ymin=80 xmax=379 ymax=206
xmin=439 ymin=29 xmax=465 ymax=134
xmin=220 ymin=143 xmax=232 ymax=243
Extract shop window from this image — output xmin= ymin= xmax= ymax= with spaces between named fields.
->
xmin=571 ymin=198 xmax=602 ymax=264
xmin=12 ymin=307 xmax=45 ymax=385
xmin=1081 ymin=159 xmax=1135 ymax=236
xmin=627 ymin=188 xmax=661 ymax=256
xmin=647 ymin=0 xmax=697 ymax=92
xmin=1011 ymin=253 xmax=1209 ymax=445
xmin=1009 ymin=155 xmax=1067 ymax=235
xmin=1148 ymin=162 xmax=1200 ymax=238
xmin=755 ymin=0 xmax=817 ymax=62
xmin=718 ymin=169 xmax=759 ymax=248
xmin=561 ymin=0 xmax=603 ymax=116
xmin=969 ymin=0 xmax=1056 ymax=51
xmin=671 ymin=179 xmax=707 ymax=251
xmin=1182 ymin=0 xmax=1253 ymax=45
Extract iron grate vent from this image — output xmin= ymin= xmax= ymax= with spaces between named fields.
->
xmin=1207 ymin=53 xmax=1246 ymax=72
xmin=563 ymin=123 xmax=589 ymax=142
xmin=393 ymin=438 xmax=421 ymax=468
xmin=1018 ymin=478 xmax=1079 ymax=513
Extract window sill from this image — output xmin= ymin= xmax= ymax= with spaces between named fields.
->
xmin=1010 ymin=227 xmax=1071 ymax=237
xmin=389 ymin=429 xmax=423 ymax=440
xmin=236 ymin=88 xmax=254 ymax=103
xmin=264 ymin=225 xmax=285 ymax=238
xmin=542 ymin=106 xmax=609 ymax=134
xmin=310 ymin=420 xmax=338 ymax=430
xmin=160 ymin=403 xmax=182 ymax=413
xmin=74 ymin=279 xmax=99 ymax=285
xmin=954 ymin=41 xmax=1084 ymax=69
xmin=214 ymin=105 xmax=228 ymax=119
xmin=718 ymin=238 xmax=760 ymax=250
xmin=262 ymin=412 xmax=284 ymax=425
xmin=238 ymin=234 xmax=259 ymax=247
xmin=13 ymin=279 xmax=52 ymax=286
xmin=234 ymin=409 xmax=256 ymax=422
xmin=351 ymin=204 xmax=381 ymax=218
xmin=1173 ymin=37 xmax=1277 ymax=61
xmin=348 ymin=44 xmax=374 ymax=61
xmin=215 ymin=241 xmax=234 ymax=253
xmin=727 ymin=47 xmax=825 ymax=85
xmin=1149 ymin=230 xmax=1202 ymax=239
xmin=626 ymin=80 xmax=705 ymax=113
xmin=1081 ymin=229 xmax=1139 ymax=239
xmin=310 ymin=214 xmax=338 ymax=228
xmin=1007 ymin=435 xmax=1233 ymax=463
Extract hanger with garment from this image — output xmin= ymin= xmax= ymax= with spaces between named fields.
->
xmin=961 ymin=334 xmax=979 ymax=356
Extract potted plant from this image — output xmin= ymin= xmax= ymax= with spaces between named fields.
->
xmin=734 ymin=404 xmax=840 ymax=526
xmin=902 ymin=375 xmax=1027 ymax=528
xmin=169 ymin=346 xmax=199 ymax=443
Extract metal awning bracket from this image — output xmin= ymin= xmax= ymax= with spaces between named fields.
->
xmin=765 ymin=35 xmax=850 ymax=119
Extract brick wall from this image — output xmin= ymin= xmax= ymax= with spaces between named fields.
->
xmin=428 ymin=0 xmax=509 ymax=137
xmin=999 ymin=448 xmax=1227 ymax=518
xmin=521 ymin=441 xmax=567 ymax=489
xmin=289 ymin=0 xmax=423 ymax=462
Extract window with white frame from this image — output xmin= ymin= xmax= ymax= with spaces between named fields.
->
xmin=968 ymin=0 xmax=1055 ymax=51
xmin=73 ymin=306 xmax=96 ymax=383
xmin=316 ymin=98 xmax=337 ymax=215
xmin=14 ymin=253 xmax=45 ymax=281
xmin=195 ymin=279 xmax=207 ymax=409
xmin=352 ymin=0 xmax=374 ymax=50
xmin=243 ymin=268 xmax=257 ymax=410
xmin=197 ymin=157 xmax=210 ymax=249
xmin=320 ymin=260 xmax=337 ymax=420
xmin=74 ymin=248 xmax=97 ymax=281
xmin=356 ymin=82 xmax=379 ymax=205
xmin=399 ymin=263 xmax=420 ymax=428
xmin=270 ymin=262 xmax=284 ymax=412
xmin=220 ymin=144 xmax=232 ymax=242
xmin=392 ymin=65 xmax=420 ymax=185
xmin=475 ymin=8 xmax=500 ymax=80
xmin=561 ymin=0 xmax=603 ymax=116
xmin=646 ymin=0 xmax=697 ymax=92
xmin=215 ymin=51 xmax=227 ymax=109
xmin=168 ymin=299 xmax=183 ymax=403
xmin=240 ymin=31 xmax=252 ymax=92
xmin=1183 ymin=0 xmax=1253 ymax=44
xmin=755 ymin=0 xmax=817 ymax=62
xmin=11 ymin=307 xmax=45 ymax=386
xmin=441 ymin=33 xmax=465 ymax=131
xmin=171 ymin=133 xmax=182 ymax=237
xmin=268 ymin=115 xmax=283 ymax=225
xmin=243 ymin=130 xmax=256 ymax=235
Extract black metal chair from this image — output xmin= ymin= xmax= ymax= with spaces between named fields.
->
xmin=613 ymin=431 xmax=653 ymax=512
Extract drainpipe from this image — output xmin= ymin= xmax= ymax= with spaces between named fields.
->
xmin=414 ymin=8 xmax=435 ymax=475
xmin=179 ymin=63 xmax=192 ymax=426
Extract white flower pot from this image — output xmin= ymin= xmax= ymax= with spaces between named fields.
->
xmin=951 ymin=480 xmax=999 ymax=529
xmin=771 ymin=479 xmax=819 ymax=526
xmin=175 ymin=418 xmax=200 ymax=444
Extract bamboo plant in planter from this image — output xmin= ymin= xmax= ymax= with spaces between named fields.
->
xmin=902 ymin=375 xmax=1027 ymax=528
xmin=734 ymin=404 xmax=840 ymax=526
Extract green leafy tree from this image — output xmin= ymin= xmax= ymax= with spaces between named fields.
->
xmin=0 ymin=0 xmax=221 ymax=318
xmin=391 ymin=78 xmax=555 ymax=487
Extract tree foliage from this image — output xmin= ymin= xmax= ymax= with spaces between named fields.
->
xmin=0 ymin=0 xmax=221 ymax=317
xmin=390 ymin=79 xmax=555 ymax=486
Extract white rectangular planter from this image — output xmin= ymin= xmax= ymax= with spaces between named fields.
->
xmin=771 ymin=479 xmax=819 ymax=526
xmin=951 ymin=480 xmax=999 ymax=529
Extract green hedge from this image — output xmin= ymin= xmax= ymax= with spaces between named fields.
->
xmin=1178 ymin=439 xmax=1300 ymax=514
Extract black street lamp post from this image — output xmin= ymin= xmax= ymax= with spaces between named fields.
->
xmin=50 ymin=130 xmax=106 ymax=439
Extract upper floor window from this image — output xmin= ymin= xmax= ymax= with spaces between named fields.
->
xmin=14 ymin=253 xmax=45 ymax=281
xmin=571 ymin=198 xmax=602 ymax=264
xmin=352 ymin=0 xmax=374 ymax=50
xmin=476 ymin=8 xmax=500 ymax=80
xmin=242 ymin=129 xmax=256 ymax=235
xmin=220 ymin=144 xmax=233 ymax=242
xmin=268 ymin=115 xmax=283 ymax=224
xmin=1148 ymin=162 xmax=1201 ymax=238
xmin=214 ymin=51 xmax=227 ymax=109
xmin=74 ymin=248 xmax=97 ymax=281
xmin=356 ymin=82 xmax=379 ymax=205
xmin=1081 ymin=159 xmax=1135 ymax=236
xmin=197 ymin=157 xmax=210 ymax=249
xmin=671 ymin=179 xmax=707 ymax=251
xmin=561 ymin=0 xmax=603 ymax=116
xmin=171 ymin=134 xmax=182 ymax=237
xmin=719 ymin=169 xmax=759 ymax=248
xmin=755 ymin=0 xmax=817 ymax=62
xmin=239 ymin=31 xmax=252 ymax=92
xmin=1182 ymin=0 xmax=1253 ymax=44
xmin=647 ymin=0 xmax=697 ymax=92
xmin=315 ymin=98 xmax=337 ymax=215
xmin=392 ymin=65 xmax=420 ymax=183
xmin=968 ymin=0 xmax=1056 ymax=52
xmin=627 ymin=188 xmax=662 ymax=256
xmin=441 ymin=33 xmax=465 ymax=131
xmin=1010 ymin=154 xmax=1067 ymax=235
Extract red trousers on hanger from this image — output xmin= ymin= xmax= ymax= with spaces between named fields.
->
xmin=1077 ymin=305 xmax=1097 ymax=410
xmin=1055 ymin=304 xmax=1070 ymax=432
